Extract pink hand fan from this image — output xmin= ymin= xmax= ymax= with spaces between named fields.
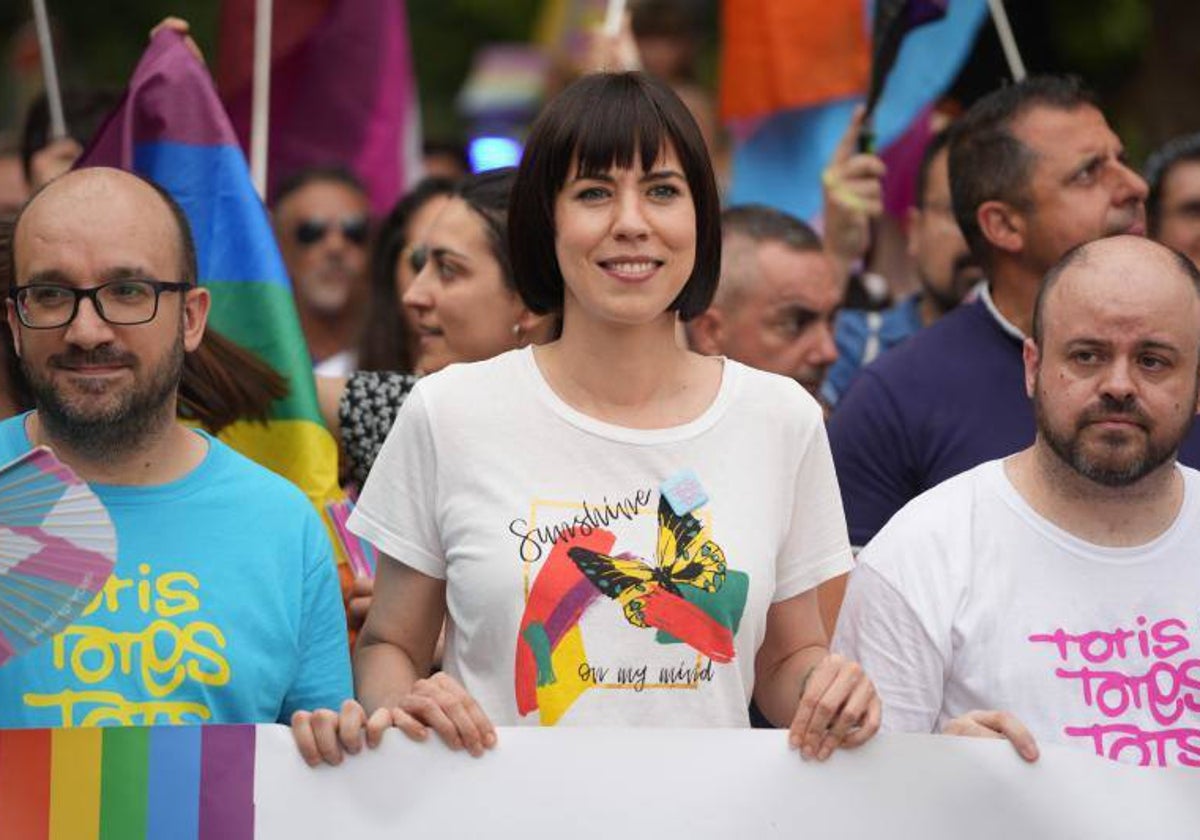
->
xmin=0 ymin=446 xmax=117 ymax=665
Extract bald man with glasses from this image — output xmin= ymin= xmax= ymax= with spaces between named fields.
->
xmin=0 ymin=167 xmax=351 ymax=727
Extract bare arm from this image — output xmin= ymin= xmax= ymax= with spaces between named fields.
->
xmin=353 ymin=555 xmax=444 ymax=711
xmin=315 ymin=375 xmax=348 ymax=443
xmin=817 ymin=572 xmax=848 ymax=636
xmin=754 ymin=590 xmax=829 ymax=726
xmin=755 ymin=589 xmax=880 ymax=760
xmin=292 ymin=555 xmax=495 ymax=765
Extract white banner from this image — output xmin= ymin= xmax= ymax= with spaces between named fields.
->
xmin=254 ymin=726 xmax=1200 ymax=839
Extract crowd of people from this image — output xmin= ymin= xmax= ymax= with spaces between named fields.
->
xmin=1 ymin=4 xmax=1199 ymax=782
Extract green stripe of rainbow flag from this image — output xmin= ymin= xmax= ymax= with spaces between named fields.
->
xmin=79 ymin=31 xmax=344 ymax=516
xmin=0 ymin=726 xmax=255 ymax=839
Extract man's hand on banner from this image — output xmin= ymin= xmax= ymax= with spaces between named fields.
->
xmin=942 ymin=709 xmax=1040 ymax=763
xmin=292 ymin=699 xmax=387 ymax=767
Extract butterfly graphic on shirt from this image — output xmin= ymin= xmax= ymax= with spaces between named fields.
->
xmin=567 ymin=495 xmax=727 ymax=628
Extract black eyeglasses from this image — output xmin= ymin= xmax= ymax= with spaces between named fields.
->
xmin=294 ymin=216 xmax=370 ymax=247
xmin=9 ymin=279 xmax=193 ymax=329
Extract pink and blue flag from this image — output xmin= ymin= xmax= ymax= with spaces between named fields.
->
xmin=724 ymin=0 xmax=989 ymax=221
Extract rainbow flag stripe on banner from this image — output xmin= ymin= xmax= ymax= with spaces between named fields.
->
xmin=0 ymin=726 xmax=255 ymax=840
xmin=78 ymin=29 xmax=342 ymax=516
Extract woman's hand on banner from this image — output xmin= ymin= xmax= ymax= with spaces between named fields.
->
xmin=789 ymin=652 xmax=882 ymax=761
xmin=392 ymin=672 xmax=497 ymax=758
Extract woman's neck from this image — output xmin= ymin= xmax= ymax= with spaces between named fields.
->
xmin=533 ymin=312 xmax=721 ymax=429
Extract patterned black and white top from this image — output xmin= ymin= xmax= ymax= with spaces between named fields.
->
xmin=339 ymin=370 xmax=420 ymax=487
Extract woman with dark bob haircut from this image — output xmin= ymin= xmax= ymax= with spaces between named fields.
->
xmin=293 ymin=72 xmax=879 ymax=766
xmin=508 ymin=72 xmax=722 ymax=321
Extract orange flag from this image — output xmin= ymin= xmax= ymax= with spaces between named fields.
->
xmin=720 ymin=0 xmax=870 ymax=124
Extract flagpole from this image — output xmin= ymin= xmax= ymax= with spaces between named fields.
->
xmin=250 ymin=0 xmax=274 ymax=200
xmin=603 ymin=0 xmax=626 ymax=37
xmin=986 ymin=0 xmax=1026 ymax=82
xmin=30 ymin=0 xmax=67 ymax=140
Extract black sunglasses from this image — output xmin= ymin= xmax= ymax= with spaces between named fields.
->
xmin=294 ymin=215 xmax=370 ymax=247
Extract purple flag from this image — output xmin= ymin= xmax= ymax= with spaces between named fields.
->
xmin=217 ymin=0 xmax=420 ymax=215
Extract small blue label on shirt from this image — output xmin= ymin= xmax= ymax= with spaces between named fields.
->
xmin=661 ymin=469 xmax=708 ymax=516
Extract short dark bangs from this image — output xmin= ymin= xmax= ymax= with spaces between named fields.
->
xmin=571 ymin=83 xmax=681 ymax=180
xmin=510 ymin=72 xmax=721 ymax=320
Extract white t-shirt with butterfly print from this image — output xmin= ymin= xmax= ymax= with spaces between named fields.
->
xmin=349 ymin=346 xmax=852 ymax=727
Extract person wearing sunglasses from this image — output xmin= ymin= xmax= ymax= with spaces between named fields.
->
xmin=271 ymin=166 xmax=372 ymax=376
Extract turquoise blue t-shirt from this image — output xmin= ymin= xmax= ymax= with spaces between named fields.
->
xmin=0 ymin=414 xmax=351 ymax=727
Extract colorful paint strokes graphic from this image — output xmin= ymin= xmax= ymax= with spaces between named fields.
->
xmin=516 ymin=530 xmax=613 ymax=725
xmin=0 ymin=725 xmax=255 ymax=839
xmin=515 ymin=492 xmax=747 ymax=725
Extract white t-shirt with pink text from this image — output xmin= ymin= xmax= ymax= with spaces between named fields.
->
xmin=833 ymin=458 xmax=1200 ymax=768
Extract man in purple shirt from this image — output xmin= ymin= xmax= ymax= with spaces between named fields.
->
xmin=829 ymin=75 xmax=1200 ymax=549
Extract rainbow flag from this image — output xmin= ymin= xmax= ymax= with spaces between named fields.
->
xmin=216 ymin=0 xmax=420 ymax=215
xmin=0 ymin=726 xmax=255 ymax=839
xmin=78 ymin=29 xmax=342 ymax=516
